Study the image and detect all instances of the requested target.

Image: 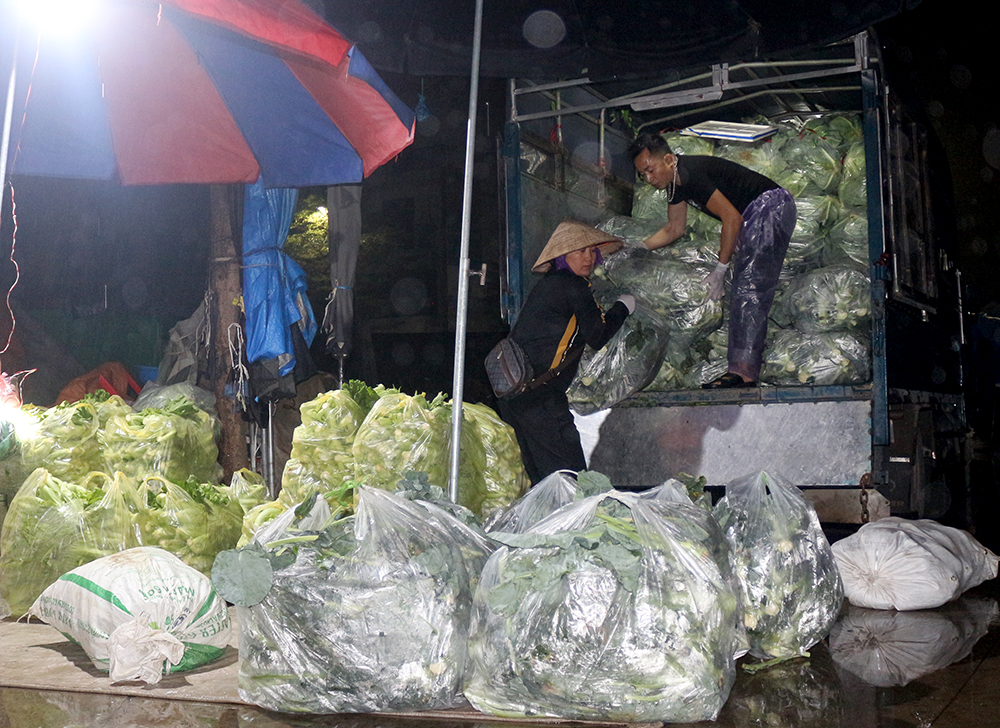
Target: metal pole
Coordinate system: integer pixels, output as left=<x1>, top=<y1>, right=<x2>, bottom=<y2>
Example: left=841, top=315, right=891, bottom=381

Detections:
left=1, top=28, right=19, bottom=201
left=447, top=0, right=484, bottom=503
left=265, top=400, right=275, bottom=498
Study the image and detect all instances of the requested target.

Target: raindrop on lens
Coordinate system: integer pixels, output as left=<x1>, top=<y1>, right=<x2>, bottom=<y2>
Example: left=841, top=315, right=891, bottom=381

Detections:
left=390, top=277, right=428, bottom=316
left=523, top=10, right=567, bottom=49
left=357, top=21, right=383, bottom=44
left=982, top=128, right=1000, bottom=170
left=950, top=65, right=972, bottom=90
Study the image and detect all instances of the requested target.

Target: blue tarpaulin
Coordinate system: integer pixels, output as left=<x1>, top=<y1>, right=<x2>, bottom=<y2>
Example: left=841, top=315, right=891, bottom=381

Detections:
left=242, top=178, right=316, bottom=377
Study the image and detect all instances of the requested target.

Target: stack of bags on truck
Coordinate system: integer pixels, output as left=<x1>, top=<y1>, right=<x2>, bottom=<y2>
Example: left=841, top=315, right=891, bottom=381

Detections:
left=568, top=113, right=873, bottom=411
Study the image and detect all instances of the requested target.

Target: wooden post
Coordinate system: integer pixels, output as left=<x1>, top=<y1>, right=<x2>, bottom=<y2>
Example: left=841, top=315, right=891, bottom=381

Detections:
left=204, top=184, right=248, bottom=480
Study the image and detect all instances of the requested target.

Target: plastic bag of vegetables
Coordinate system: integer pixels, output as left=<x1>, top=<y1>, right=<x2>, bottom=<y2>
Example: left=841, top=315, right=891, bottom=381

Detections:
left=659, top=236, right=720, bottom=267
left=602, top=247, right=723, bottom=335
left=280, top=388, right=366, bottom=508
left=465, top=489, right=742, bottom=722
left=716, top=139, right=787, bottom=179
left=713, top=471, right=844, bottom=660
left=823, top=212, right=869, bottom=268
left=687, top=205, right=724, bottom=240
left=100, top=395, right=223, bottom=485
left=136, top=476, right=243, bottom=575
left=20, top=393, right=133, bottom=482
left=781, top=264, right=871, bottom=333
left=463, top=403, right=530, bottom=519
left=430, top=401, right=489, bottom=517
left=596, top=214, right=663, bottom=248
left=29, top=546, right=231, bottom=684
left=217, top=486, right=492, bottom=714
left=352, top=390, right=450, bottom=490
left=662, top=131, right=716, bottom=157
left=838, top=142, right=867, bottom=209
left=801, top=113, right=863, bottom=154
left=568, top=305, right=670, bottom=415
left=631, top=182, right=673, bottom=221
left=762, top=329, right=871, bottom=386
left=0, top=469, right=143, bottom=616
left=785, top=195, right=842, bottom=265
left=484, top=469, right=578, bottom=534
left=779, top=134, right=843, bottom=194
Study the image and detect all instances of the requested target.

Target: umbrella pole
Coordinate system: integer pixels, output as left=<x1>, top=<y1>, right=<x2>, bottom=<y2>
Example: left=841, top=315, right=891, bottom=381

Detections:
left=447, top=0, right=485, bottom=503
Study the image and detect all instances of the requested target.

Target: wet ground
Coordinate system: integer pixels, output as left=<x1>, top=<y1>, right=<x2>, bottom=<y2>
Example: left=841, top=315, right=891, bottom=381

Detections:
left=2, top=574, right=999, bottom=728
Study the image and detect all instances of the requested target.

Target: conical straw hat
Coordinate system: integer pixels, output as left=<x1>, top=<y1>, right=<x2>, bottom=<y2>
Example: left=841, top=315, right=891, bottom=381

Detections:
left=531, top=221, right=623, bottom=273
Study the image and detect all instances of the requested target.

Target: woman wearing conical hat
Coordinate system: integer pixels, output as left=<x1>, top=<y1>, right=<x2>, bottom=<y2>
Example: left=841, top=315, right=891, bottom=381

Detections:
left=497, top=220, right=635, bottom=485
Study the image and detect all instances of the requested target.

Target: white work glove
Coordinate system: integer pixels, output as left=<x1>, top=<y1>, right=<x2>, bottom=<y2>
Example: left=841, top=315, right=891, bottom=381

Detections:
left=616, top=293, right=636, bottom=314
left=703, top=261, right=728, bottom=301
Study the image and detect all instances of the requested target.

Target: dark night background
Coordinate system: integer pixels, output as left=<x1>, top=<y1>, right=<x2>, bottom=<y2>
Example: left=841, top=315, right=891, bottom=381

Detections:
left=0, top=0, right=997, bottom=413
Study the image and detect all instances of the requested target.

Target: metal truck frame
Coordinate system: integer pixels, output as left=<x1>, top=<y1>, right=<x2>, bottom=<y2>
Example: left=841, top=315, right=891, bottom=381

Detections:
left=499, top=32, right=968, bottom=525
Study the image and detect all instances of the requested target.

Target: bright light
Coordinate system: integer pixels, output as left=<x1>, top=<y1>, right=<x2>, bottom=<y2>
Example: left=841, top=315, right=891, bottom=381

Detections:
left=0, top=403, right=40, bottom=445
left=17, top=0, right=101, bottom=37
left=317, top=207, right=328, bottom=215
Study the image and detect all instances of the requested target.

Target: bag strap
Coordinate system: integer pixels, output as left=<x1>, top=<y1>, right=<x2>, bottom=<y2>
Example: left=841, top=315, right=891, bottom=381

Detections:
left=523, top=341, right=584, bottom=392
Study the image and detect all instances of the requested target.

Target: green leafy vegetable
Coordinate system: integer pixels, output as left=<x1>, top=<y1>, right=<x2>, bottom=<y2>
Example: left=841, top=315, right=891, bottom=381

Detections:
left=211, top=546, right=274, bottom=607
left=466, top=490, right=742, bottom=722
left=100, top=395, right=222, bottom=485
left=280, top=387, right=366, bottom=509
left=234, top=486, right=492, bottom=713
left=713, top=471, right=844, bottom=660
left=0, top=469, right=143, bottom=616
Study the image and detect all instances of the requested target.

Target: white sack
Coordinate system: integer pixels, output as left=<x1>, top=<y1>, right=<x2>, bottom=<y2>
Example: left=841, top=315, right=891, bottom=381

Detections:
left=29, top=546, right=231, bottom=683
left=832, top=517, right=999, bottom=611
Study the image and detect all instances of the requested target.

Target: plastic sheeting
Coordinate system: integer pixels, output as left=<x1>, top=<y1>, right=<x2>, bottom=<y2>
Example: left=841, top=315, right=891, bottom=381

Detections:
left=728, top=188, right=797, bottom=380
left=242, top=179, right=316, bottom=378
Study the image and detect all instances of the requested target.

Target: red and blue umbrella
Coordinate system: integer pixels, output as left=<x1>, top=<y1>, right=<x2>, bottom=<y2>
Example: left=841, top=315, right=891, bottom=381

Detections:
left=2, top=0, right=415, bottom=188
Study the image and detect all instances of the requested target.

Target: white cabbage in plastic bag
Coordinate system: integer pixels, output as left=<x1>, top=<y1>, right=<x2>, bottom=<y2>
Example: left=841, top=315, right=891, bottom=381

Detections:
left=714, top=471, right=844, bottom=659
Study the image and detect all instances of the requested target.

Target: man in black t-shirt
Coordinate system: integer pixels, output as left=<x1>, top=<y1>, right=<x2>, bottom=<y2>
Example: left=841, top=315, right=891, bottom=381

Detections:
left=627, top=132, right=797, bottom=388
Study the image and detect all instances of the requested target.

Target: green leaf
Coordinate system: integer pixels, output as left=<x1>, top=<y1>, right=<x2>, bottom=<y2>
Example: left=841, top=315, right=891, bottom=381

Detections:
left=211, top=547, right=274, bottom=607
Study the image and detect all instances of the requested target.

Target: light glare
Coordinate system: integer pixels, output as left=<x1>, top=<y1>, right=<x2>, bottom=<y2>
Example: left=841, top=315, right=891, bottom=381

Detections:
left=17, top=0, right=100, bottom=37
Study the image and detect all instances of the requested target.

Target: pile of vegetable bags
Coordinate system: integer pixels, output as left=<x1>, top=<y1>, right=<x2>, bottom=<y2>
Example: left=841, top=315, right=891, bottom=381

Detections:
left=214, top=485, right=492, bottom=714
left=250, top=382, right=528, bottom=544
left=588, top=113, right=872, bottom=393
left=466, top=478, right=743, bottom=723
left=0, top=387, right=265, bottom=617
left=713, top=471, right=844, bottom=660
left=0, top=466, right=262, bottom=617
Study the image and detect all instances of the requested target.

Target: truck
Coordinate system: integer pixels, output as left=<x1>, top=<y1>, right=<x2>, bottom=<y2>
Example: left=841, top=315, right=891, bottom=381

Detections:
left=498, top=31, right=969, bottom=527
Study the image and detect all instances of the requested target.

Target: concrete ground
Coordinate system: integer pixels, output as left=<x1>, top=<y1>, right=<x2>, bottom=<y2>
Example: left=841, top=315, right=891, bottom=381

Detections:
left=2, top=574, right=999, bottom=728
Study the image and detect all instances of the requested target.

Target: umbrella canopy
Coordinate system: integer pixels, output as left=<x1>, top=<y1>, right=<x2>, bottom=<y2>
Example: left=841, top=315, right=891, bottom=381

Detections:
left=2, top=0, right=415, bottom=188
